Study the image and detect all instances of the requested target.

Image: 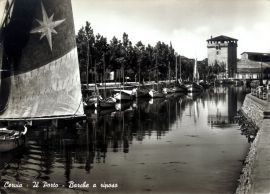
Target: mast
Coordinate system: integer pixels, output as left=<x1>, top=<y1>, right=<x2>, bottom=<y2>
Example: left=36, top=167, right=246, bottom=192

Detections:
left=180, top=55, right=181, bottom=82
left=139, top=58, right=141, bottom=90
left=103, top=53, right=106, bottom=98
left=86, top=42, right=89, bottom=98
left=169, top=61, right=171, bottom=85
left=156, top=55, right=158, bottom=91
left=193, top=58, right=197, bottom=82
left=175, top=54, right=177, bottom=84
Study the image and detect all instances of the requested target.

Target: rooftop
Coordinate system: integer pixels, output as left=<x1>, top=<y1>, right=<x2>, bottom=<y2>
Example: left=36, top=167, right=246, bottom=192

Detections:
left=206, top=35, right=238, bottom=42
left=237, top=59, right=270, bottom=68
left=241, top=52, right=270, bottom=56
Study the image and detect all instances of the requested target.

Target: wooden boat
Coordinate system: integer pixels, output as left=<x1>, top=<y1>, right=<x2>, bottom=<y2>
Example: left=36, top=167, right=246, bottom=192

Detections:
left=162, top=87, right=175, bottom=94
left=113, top=89, right=134, bottom=101
left=163, top=59, right=175, bottom=94
left=149, top=56, right=166, bottom=98
left=149, top=89, right=166, bottom=98
left=227, top=79, right=244, bottom=85
left=186, top=58, right=204, bottom=92
left=84, top=92, right=101, bottom=108
left=199, top=81, right=212, bottom=89
left=172, top=83, right=188, bottom=92
left=95, top=97, right=116, bottom=109
left=134, top=88, right=150, bottom=98
left=115, top=102, right=132, bottom=111
left=174, top=54, right=188, bottom=93
left=0, top=125, right=27, bottom=152
left=186, top=82, right=204, bottom=92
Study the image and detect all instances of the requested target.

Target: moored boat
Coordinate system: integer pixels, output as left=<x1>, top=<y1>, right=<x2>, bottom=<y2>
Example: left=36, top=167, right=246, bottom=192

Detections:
left=199, top=81, right=212, bottom=89
left=162, top=87, right=175, bottom=94
left=115, top=102, right=132, bottom=111
left=227, top=79, right=244, bottom=85
left=186, top=82, right=204, bottom=92
left=113, top=90, right=135, bottom=101
left=95, top=97, right=116, bottom=109
left=84, top=92, right=101, bottom=108
left=172, top=83, right=188, bottom=92
left=0, top=124, right=27, bottom=153
left=134, top=88, right=150, bottom=98
left=149, top=89, right=166, bottom=98
left=186, top=58, right=204, bottom=93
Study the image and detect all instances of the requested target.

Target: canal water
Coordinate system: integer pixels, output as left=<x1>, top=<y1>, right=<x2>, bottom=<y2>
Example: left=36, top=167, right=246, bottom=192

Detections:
left=0, top=85, right=251, bottom=194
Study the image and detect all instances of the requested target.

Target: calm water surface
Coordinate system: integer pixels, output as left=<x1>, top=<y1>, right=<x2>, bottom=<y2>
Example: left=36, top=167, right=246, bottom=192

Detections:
left=0, top=85, right=251, bottom=194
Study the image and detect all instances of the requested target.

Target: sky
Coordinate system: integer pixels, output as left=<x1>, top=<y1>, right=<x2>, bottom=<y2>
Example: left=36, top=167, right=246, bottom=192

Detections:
left=1, top=0, right=270, bottom=60
left=71, top=0, right=270, bottom=60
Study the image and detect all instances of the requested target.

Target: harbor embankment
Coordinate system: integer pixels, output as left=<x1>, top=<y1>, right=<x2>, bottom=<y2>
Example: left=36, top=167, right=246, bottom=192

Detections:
left=236, top=94, right=270, bottom=194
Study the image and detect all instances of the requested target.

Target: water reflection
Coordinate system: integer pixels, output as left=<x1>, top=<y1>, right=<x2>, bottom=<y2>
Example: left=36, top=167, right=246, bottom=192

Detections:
left=0, top=85, right=251, bottom=193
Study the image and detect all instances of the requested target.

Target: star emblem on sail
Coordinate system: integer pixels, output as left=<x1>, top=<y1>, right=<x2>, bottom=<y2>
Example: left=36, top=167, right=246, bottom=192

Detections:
left=30, top=2, right=66, bottom=51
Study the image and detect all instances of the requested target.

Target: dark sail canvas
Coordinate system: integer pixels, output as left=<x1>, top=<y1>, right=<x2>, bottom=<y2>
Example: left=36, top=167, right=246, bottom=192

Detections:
left=0, top=0, right=84, bottom=120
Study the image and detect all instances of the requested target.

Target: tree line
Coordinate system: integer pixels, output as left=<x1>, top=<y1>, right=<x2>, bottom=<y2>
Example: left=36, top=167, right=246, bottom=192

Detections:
left=76, top=21, right=225, bottom=83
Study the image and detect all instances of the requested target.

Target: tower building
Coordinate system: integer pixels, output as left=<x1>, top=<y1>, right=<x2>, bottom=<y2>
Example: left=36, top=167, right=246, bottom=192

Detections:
left=207, top=35, right=238, bottom=78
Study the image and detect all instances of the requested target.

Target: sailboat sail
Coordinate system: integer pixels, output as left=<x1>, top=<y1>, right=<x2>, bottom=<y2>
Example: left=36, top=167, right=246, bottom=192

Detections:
left=193, top=58, right=199, bottom=82
left=0, top=0, right=84, bottom=120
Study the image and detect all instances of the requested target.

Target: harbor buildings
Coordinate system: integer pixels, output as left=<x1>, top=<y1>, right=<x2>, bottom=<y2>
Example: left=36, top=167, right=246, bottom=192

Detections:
left=236, top=52, right=270, bottom=80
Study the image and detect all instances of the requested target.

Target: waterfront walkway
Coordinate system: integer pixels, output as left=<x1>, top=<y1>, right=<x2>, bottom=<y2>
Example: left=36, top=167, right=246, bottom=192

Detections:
left=236, top=92, right=270, bottom=193
left=250, top=119, right=270, bottom=193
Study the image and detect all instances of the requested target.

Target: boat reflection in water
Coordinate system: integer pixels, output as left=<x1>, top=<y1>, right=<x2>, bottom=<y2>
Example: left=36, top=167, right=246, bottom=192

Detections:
left=0, top=86, right=252, bottom=194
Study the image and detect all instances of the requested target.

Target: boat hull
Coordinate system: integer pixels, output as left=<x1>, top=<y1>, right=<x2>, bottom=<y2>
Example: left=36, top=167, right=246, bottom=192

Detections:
left=149, top=90, right=166, bottom=98
left=135, top=89, right=150, bottom=98
left=113, top=90, right=134, bottom=101
left=115, top=102, right=131, bottom=111
left=0, top=136, right=26, bottom=152
left=172, top=85, right=187, bottom=92
left=162, top=88, right=175, bottom=94
left=95, top=98, right=116, bottom=109
left=114, top=91, right=134, bottom=101
left=186, top=83, right=204, bottom=92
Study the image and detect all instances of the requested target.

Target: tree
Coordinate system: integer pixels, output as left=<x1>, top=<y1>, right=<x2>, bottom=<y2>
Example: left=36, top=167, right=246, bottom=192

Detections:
left=94, top=34, right=110, bottom=82
left=76, top=27, right=87, bottom=82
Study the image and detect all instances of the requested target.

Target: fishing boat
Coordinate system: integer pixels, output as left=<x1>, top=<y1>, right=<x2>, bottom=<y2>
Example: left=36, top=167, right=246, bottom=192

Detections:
left=173, top=80, right=188, bottom=92
left=149, top=89, right=166, bottom=98
left=134, top=88, right=150, bottom=98
left=115, top=102, right=132, bottom=111
left=162, top=86, right=176, bottom=94
left=186, top=82, right=204, bottom=92
left=84, top=86, right=101, bottom=109
left=149, top=56, right=166, bottom=98
left=173, top=54, right=187, bottom=92
left=112, top=89, right=135, bottom=101
left=226, top=79, right=244, bottom=85
left=95, top=97, right=116, bottom=109
left=0, top=124, right=27, bottom=152
left=199, top=81, right=212, bottom=89
left=162, top=58, right=175, bottom=94
left=134, top=58, right=151, bottom=98
left=84, top=93, right=99, bottom=108
left=186, top=58, right=203, bottom=92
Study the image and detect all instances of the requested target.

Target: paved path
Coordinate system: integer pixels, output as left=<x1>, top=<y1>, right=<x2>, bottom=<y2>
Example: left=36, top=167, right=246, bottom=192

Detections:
left=251, top=119, right=270, bottom=193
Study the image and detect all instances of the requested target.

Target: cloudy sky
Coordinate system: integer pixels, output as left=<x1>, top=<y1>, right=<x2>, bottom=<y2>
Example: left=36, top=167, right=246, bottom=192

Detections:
left=71, top=0, right=270, bottom=60
left=1, top=0, right=270, bottom=60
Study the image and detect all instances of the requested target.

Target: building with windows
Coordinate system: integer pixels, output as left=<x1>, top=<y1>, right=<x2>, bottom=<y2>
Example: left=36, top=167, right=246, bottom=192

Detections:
left=207, top=35, right=238, bottom=78
left=236, top=52, right=270, bottom=80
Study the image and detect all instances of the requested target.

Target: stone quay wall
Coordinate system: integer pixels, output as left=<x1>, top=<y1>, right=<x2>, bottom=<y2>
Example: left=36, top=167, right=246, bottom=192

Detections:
left=241, top=94, right=267, bottom=128
left=236, top=94, right=270, bottom=194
